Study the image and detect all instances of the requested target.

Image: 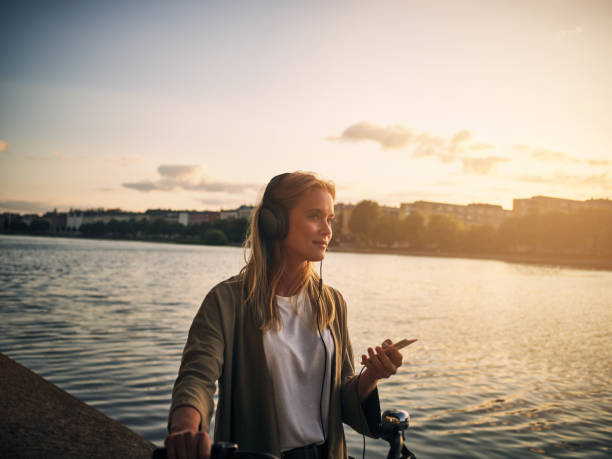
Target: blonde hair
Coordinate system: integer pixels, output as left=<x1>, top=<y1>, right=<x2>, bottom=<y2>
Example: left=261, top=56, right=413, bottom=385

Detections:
left=240, top=171, right=336, bottom=332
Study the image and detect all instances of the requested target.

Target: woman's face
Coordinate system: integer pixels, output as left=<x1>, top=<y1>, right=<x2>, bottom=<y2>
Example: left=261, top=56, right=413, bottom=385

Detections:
left=282, top=187, right=334, bottom=265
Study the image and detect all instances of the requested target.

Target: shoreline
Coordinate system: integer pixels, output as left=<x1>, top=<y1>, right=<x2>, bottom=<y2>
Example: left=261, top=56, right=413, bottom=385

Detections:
left=328, top=244, right=612, bottom=271
left=3, top=232, right=611, bottom=272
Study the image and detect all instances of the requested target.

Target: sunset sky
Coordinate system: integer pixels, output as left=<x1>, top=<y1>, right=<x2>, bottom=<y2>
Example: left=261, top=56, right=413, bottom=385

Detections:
left=1, top=0, right=611, bottom=214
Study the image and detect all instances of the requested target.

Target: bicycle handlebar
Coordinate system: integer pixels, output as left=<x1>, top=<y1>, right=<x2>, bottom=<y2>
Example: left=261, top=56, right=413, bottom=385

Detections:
left=154, top=409, right=416, bottom=459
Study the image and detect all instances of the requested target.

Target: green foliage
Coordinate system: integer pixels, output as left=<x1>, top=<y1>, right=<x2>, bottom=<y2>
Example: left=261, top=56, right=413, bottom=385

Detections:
left=426, top=214, right=462, bottom=251
left=9, top=219, right=29, bottom=232
left=374, top=214, right=400, bottom=247
left=79, top=221, right=106, bottom=237
left=349, top=200, right=381, bottom=243
left=330, top=213, right=345, bottom=244
left=398, top=211, right=426, bottom=249
left=460, top=224, right=496, bottom=252
left=29, top=218, right=50, bottom=232
left=340, top=204, right=612, bottom=257
left=73, top=216, right=248, bottom=246
left=213, top=218, right=248, bottom=243
left=494, top=208, right=612, bottom=256
left=203, top=228, right=228, bottom=245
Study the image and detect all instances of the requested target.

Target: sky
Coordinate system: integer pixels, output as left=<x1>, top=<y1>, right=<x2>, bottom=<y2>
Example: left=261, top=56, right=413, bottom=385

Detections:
left=1, top=0, right=611, bottom=214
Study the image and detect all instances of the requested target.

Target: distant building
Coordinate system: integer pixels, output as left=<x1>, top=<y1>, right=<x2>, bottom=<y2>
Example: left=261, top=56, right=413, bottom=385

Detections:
left=400, top=200, right=510, bottom=228
left=43, top=211, right=67, bottom=233
left=381, top=205, right=400, bottom=217
left=67, top=209, right=147, bottom=230
left=513, top=196, right=585, bottom=216
left=178, top=211, right=220, bottom=226
left=144, top=209, right=180, bottom=224
left=0, top=213, right=21, bottom=231
left=334, top=203, right=355, bottom=236
left=586, top=198, right=612, bottom=210
left=21, top=214, right=40, bottom=227
left=512, top=196, right=612, bottom=217
left=219, top=205, right=254, bottom=220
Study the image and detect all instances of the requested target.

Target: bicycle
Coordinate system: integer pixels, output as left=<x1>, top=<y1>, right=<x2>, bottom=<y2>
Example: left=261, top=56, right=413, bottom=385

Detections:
left=153, top=408, right=416, bottom=459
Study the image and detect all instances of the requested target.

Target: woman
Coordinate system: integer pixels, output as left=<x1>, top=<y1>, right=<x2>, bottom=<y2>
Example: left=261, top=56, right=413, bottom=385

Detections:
left=165, top=172, right=404, bottom=459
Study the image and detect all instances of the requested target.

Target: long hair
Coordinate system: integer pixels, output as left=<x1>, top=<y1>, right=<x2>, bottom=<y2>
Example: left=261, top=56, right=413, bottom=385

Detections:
left=240, top=171, right=336, bottom=332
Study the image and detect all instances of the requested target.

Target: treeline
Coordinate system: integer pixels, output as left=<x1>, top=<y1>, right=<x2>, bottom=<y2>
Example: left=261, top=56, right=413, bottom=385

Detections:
left=3, top=217, right=52, bottom=234
left=334, top=200, right=612, bottom=257
left=77, top=218, right=249, bottom=245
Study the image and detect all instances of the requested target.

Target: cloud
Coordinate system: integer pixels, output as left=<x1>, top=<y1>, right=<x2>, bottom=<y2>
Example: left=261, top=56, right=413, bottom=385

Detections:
left=462, top=156, right=511, bottom=174
left=530, top=149, right=568, bottom=162
left=519, top=171, right=612, bottom=189
left=329, top=122, right=486, bottom=164
left=158, top=165, right=202, bottom=180
left=412, top=132, right=448, bottom=161
left=470, top=143, right=495, bottom=152
left=514, top=144, right=530, bottom=152
left=123, top=180, right=159, bottom=192
left=529, top=148, right=610, bottom=166
left=330, top=122, right=608, bottom=178
left=0, top=140, right=8, bottom=153
left=328, top=121, right=415, bottom=149
left=588, top=159, right=611, bottom=166
left=0, top=200, right=52, bottom=213
left=123, top=165, right=259, bottom=194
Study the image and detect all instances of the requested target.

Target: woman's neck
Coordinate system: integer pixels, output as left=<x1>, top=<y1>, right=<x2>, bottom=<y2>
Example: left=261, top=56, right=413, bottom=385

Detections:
left=276, top=260, right=307, bottom=297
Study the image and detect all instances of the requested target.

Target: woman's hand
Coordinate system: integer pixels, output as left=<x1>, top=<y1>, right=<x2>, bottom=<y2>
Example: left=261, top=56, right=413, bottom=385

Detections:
left=358, top=339, right=404, bottom=400
left=165, top=406, right=211, bottom=459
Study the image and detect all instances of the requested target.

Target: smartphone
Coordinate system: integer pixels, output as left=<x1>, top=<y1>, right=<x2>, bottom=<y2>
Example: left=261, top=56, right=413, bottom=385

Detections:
left=389, top=338, right=417, bottom=351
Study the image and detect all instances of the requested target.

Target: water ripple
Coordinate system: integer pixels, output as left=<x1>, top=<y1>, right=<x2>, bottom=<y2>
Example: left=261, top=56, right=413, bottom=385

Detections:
left=2, top=235, right=611, bottom=458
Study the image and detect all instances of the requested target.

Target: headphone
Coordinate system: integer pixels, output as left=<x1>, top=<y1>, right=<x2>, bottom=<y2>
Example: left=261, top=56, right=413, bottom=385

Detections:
left=259, top=173, right=290, bottom=241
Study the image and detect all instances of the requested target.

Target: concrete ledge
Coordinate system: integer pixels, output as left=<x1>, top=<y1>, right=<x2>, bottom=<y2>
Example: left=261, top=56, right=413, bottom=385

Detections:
left=0, top=352, right=156, bottom=459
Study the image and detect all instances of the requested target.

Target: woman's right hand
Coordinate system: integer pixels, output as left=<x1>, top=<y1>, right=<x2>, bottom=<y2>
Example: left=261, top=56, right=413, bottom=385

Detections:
left=165, top=406, right=211, bottom=459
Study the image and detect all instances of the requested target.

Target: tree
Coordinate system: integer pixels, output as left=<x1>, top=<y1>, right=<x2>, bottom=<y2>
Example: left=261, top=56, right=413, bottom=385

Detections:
left=214, top=218, right=248, bottom=244
left=9, top=219, right=28, bottom=232
left=203, top=228, right=228, bottom=245
left=426, top=214, right=462, bottom=251
left=330, top=213, right=345, bottom=244
left=349, top=200, right=381, bottom=244
left=496, top=216, right=521, bottom=252
left=29, top=218, right=50, bottom=233
left=460, top=224, right=496, bottom=253
left=374, top=213, right=400, bottom=247
left=398, top=211, right=426, bottom=249
left=80, top=221, right=106, bottom=237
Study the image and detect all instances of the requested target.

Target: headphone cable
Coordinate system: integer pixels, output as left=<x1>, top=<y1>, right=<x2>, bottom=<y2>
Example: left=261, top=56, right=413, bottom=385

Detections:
left=356, top=365, right=367, bottom=459
left=317, top=259, right=327, bottom=441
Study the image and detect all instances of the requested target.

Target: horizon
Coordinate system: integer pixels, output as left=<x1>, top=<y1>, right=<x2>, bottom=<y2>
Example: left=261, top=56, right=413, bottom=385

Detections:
left=1, top=1, right=611, bottom=214
left=6, top=192, right=612, bottom=217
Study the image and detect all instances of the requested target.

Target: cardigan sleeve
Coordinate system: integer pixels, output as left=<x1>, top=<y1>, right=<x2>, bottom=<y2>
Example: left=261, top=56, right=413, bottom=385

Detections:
left=168, top=286, right=226, bottom=433
left=335, top=290, right=381, bottom=437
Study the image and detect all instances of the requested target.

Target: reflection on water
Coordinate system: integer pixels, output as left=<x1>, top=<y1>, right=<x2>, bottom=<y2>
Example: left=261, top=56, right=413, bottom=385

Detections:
left=1, top=235, right=611, bottom=458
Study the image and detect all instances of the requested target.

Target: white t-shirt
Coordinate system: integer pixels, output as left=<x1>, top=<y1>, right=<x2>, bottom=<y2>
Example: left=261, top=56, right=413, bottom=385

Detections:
left=262, top=290, right=335, bottom=452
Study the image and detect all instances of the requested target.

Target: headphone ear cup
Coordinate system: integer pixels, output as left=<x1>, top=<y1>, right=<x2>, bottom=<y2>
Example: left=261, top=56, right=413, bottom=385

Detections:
left=259, top=206, right=287, bottom=240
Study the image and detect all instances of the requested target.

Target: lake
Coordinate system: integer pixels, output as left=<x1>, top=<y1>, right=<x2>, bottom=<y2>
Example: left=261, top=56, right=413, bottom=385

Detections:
left=1, top=235, right=610, bottom=458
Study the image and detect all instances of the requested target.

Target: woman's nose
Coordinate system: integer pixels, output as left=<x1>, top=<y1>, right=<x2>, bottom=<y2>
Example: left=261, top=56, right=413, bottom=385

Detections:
left=321, top=220, right=332, bottom=236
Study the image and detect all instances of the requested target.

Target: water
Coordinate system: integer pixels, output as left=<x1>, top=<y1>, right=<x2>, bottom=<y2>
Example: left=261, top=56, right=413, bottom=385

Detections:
left=1, top=235, right=611, bottom=458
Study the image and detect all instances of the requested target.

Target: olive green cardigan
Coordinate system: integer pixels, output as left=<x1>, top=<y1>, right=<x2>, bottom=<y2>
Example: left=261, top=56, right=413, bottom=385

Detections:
left=169, top=276, right=380, bottom=458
